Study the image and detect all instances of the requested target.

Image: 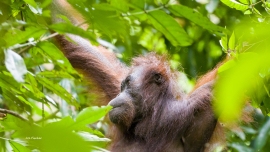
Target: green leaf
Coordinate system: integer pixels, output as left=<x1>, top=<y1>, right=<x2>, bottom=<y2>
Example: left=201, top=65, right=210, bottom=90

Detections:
left=147, top=10, right=193, bottom=46
left=266, top=2, right=270, bottom=8
left=219, top=34, right=228, bottom=51
left=36, top=76, right=79, bottom=108
left=162, top=0, right=170, bottom=4
left=168, top=5, right=226, bottom=33
left=12, top=119, right=90, bottom=152
left=93, top=3, right=119, bottom=11
left=254, top=118, right=270, bottom=150
left=56, top=15, right=72, bottom=24
left=129, top=0, right=145, bottom=9
left=26, top=72, right=44, bottom=98
left=229, top=143, right=253, bottom=152
left=67, top=1, right=129, bottom=40
left=23, top=0, right=37, bottom=8
left=52, top=116, right=105, bottom=137
left=36, top=42, right=77, bottom=74
left=40, top=0, right=52, bottom=8
left=9, top=140, right=31, bottom=152
left=45, top=116, right=74, bottom=129
left=16, top=95, right=33, bottom=107
left=71, top=106, right=112, bottom=129
left=1, top=88, right=32, bottom=108
left=36, top=42, right=66, bottom=60
left=37, top=70, right=74, bottom=79
left=229, top=31, right=235, bottom=50
left=0, top=114, right=30, bottom=132
left=0, top=73, right=21, bottom=93
left=220, top=0, right=249, bottom=10
left=76, top=131, right=110, bottom=142
left=241, top=126, right=257, bottom=134
left=4, top=27, right=46, bottom=47
left=214, top=49, right=269, bottom=122
left=76, top=126, right=105, bottom=137
left=252, top=7, right=262, bottom=16
left=244, top=9, right=252, bottom=14
left=49, top=23, right=97, bottom=43
left=110, top=0, right=128, bottom=12
left=4, top=49, right=27, bottom=83
left=138, top=27, right=166, bottom=53
left=218, top=60, right=236, bottom=74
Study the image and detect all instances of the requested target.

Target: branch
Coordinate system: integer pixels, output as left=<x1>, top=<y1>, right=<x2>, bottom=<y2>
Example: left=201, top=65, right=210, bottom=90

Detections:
left=252, top=0, right=262, bottom=6
left=0, top=108, right=29, bottom=122
left=18, top=32, right=59, bottom=54
left=108, top=5, right=168, bottom=18
left=35, top=110, right=60, bottom=123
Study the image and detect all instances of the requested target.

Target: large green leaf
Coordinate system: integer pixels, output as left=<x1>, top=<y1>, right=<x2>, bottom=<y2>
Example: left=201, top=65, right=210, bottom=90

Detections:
left=168, top=5, right=225, bottom=33
left=12, top=120, right=90, bottom=152
left=148, top=10, right=193, bottom=46
left=220, top=0, right=249, bottom=10
left=218, top=60, right=236, bottom=74
left=215, top=50, right=270, bottom=121
left=36, top=76, right=79, bottom=108
left=70, top=106, right=112, bottom=129
left=51, top=116, right=105, bottom=137
left=10, top=140, right=31, bottom=152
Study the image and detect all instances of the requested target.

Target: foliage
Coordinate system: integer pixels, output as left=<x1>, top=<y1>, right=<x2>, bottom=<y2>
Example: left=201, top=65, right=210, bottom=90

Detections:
left=0, top=0, right=270, bottom=151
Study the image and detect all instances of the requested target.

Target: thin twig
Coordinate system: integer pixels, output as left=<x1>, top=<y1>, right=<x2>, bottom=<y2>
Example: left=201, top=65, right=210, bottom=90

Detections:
left=36, top=64, right=45, bottom=127
left=0, top=108, right=29, bottom=122
left=17, top=17, right=92, bottom=54
left=109, top=5, right=167, bottom=18
left=35, top=110, right=60, bottom=123
left=40, top=32, right=59, bottom=41
left=75, top=20, right=88, bottom=27
left=18, top=32, right=59, bottom=54
left=252, top=0, right=262, bottom=6
left=42, top=99, right=44, bottom=127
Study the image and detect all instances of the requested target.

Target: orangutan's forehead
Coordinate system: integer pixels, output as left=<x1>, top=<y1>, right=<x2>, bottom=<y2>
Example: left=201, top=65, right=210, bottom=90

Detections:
left=129, top=66, right=145, bottom=79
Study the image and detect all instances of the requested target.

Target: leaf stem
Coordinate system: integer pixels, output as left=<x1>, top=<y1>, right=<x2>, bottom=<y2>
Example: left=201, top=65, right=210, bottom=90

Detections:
left=35, top=110, right=60, bottom=123
left=109, top=5, right=168, bottom=18
left=17, top=32, right=59, bottom=54
left=252, top=0, right=262, bottom=6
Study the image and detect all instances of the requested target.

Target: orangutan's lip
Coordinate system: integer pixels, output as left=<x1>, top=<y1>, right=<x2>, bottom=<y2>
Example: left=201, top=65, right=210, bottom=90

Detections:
left=110, top=105, right=121, bottom=110
left=109, top=102, right=122, bottom=109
